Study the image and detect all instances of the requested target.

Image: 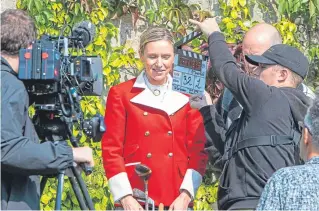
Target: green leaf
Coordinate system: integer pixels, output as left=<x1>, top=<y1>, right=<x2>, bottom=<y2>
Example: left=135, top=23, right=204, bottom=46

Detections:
left=75, top=3, right=80, bottom=15
left=239, top=0, right=246, bottom=7
left=27, top=0, right=34, bottom=11
left=191, top=38, right=201, bottom=48
left=41, top=194, right=52, bottom=204
left=288, top=22, right=297, bottom=32
left=147, top=10, right=155, bottom=24
left=49, top=187, right=57, bottom=194
left=62, top=192, right=67, bottom=200
left=110, top=58, right=124, bottom=67
left=135, top=60, right=144, bottom=71
left=97, top=11, right=105, bottom=21
left=230, top=0, right=239, bottom=8
left=226, top=21, right=237, bottom=29
left=34, top=0, right=42, bottom=12
left=44, top=205, right=51, bottom=211
left=226, top=37, right=237, bottom=43
left=243, top=7, right=249, bottom=19
left=101, top=8, right=109, bottom=17
left=278, top=0, right=287, bottom=14
left=222, top=17, right=232, bottom=24
left=220, top=1, right=227, bottom=10
left=16, top=0, right=22, bottom=9
left=310, top=0, right=316, bottom=18
left=95, top=203, right=101, bottom=210
left=230, top=10, right=238, bottom=19
left=43, top=10, right=53, bottom=22
left=291, top=0, right=301, bottom=13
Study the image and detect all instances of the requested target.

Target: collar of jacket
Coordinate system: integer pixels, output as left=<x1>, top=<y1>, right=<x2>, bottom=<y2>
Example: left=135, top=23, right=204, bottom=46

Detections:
left=130, top=71, right=189, bottom=115
left=1, top=56, right=18, bottom=76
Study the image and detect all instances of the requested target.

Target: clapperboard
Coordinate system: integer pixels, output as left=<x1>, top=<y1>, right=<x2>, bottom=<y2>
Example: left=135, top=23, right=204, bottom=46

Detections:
left=172, top=31, right=209, bottom=95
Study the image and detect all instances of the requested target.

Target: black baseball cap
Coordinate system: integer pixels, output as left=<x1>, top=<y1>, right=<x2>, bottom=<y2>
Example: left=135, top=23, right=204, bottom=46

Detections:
left=245, top=44, right=309, bottom=79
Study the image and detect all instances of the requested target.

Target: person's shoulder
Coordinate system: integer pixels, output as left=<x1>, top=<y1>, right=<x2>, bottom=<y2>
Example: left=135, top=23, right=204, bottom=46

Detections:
left=269, top=165, right=309, bottom=184
left=1, top=71, right=26, bottom=92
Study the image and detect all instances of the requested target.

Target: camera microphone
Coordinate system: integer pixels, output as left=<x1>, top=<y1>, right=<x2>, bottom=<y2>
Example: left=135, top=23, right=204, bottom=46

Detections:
left=71, top=21, right=96, bottom=48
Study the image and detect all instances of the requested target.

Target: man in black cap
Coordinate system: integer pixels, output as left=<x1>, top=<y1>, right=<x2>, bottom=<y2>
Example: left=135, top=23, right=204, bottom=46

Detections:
left=190, top=18, right=312, bottom=210
left=245, top=44, right=309, bottom=86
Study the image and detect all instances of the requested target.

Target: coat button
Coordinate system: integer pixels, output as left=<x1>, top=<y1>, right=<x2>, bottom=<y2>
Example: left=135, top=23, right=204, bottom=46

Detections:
left=167, top=131, right=173, bottom=136
left=168, top=152, right=173, bottom=157
left=145, top=131, right=150, bottom=136
left=147, top=153, right=152, bottom=158
left=143, top=112, right=148, bottom=116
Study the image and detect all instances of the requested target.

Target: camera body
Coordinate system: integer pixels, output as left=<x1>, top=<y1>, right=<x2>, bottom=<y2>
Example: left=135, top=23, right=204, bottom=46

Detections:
left=18, top=36, right=103, bottom=96
left=18, top=21, right=105, bottom=143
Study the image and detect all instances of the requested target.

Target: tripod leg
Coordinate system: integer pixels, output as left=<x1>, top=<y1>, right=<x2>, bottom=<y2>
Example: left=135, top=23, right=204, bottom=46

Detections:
left=71, top=166, right=95, bottom=210
left=40, top=176, right=48, bottom=196
left=55, top=172, right=65, bottom=211
left=69, top=176, right=88, bottom=210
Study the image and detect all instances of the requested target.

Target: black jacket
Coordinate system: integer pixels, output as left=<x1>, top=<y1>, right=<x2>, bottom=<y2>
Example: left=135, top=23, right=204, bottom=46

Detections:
left=205, top=33, right=311, bottom=210
left=1, top=57, right=74, bottom=210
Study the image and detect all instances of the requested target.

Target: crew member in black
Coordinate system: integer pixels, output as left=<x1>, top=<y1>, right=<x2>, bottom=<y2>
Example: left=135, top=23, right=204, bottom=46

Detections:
left=190, top=18, right=312, bottom=210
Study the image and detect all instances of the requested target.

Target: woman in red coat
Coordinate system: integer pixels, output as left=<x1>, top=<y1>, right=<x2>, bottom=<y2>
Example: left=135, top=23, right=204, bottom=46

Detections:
left=102, top=27, right=208, bottom=210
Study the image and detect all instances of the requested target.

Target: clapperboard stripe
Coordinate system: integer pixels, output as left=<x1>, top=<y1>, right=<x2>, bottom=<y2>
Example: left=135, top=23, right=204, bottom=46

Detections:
left=176, top=49, right=209, bottom=61
left=174, top=17, right=222, bottom=49
left=174, top=31, right=203, bottom=48
left=183, top=50, right=187, bottom=56
left=174, top=31, right=209, bottom=61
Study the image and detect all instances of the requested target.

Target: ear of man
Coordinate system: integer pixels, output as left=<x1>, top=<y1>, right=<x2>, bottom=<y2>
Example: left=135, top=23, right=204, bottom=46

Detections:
left=275, top=65, right=302, bottom=88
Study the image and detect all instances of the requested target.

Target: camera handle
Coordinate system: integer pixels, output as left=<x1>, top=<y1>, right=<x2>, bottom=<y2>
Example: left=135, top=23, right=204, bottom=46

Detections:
left=69, top=136, right=93, bottom=175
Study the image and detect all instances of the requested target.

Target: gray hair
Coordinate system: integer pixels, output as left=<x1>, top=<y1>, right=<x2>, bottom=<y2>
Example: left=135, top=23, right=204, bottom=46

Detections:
left=139, top=27, right=173, bottom=54
left=309, top=88, right=319, bottom=150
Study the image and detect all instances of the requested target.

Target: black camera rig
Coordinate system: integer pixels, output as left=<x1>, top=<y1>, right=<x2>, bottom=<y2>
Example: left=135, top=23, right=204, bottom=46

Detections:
left=18, top=20, right=106, bottom=210
left=18, top=21, right=105, bottom=145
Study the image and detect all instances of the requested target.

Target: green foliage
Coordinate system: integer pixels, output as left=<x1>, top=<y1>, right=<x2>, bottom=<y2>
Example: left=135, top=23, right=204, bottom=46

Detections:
left=218, top=0, right=256, bottom=43
left=277, top=0, right=319, bottom=26
left=273, top=19, right=300, bottom=47
left=275, top=0, right=319, bottom=88
left=194, top=183, right=218, bottom=210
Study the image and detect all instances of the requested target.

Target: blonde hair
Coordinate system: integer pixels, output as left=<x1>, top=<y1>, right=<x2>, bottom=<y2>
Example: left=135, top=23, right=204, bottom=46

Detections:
left=139, top=27, right=174, bottom=54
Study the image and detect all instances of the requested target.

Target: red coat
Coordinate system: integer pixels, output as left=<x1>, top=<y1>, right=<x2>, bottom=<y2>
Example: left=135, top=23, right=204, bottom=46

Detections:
left=102, top=72, right=208, bottom=207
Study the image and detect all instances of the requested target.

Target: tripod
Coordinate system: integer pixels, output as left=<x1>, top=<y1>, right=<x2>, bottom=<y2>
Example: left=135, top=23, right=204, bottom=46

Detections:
left=39, top=139, right=95, bottom=210
left=40, top=165, right=95, bottom=210
left=32, top=91, right=105, bottom=210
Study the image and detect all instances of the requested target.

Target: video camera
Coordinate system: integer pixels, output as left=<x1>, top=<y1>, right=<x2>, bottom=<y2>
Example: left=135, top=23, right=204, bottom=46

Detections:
left=18, top=20, right=105, bottom=146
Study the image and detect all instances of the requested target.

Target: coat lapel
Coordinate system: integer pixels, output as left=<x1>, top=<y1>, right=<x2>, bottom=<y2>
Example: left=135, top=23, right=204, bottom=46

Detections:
left=130, top=72, right=189, bottom=115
